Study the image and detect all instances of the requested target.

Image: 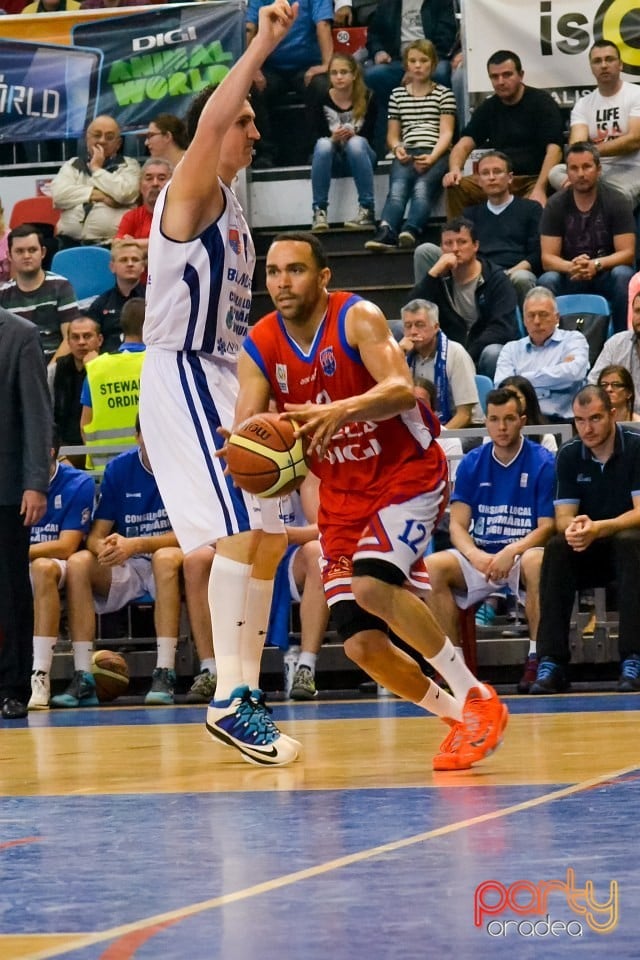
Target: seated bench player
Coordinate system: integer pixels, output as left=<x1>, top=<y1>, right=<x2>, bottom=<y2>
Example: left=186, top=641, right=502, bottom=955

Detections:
left=50, top=419, right=184, bottom=708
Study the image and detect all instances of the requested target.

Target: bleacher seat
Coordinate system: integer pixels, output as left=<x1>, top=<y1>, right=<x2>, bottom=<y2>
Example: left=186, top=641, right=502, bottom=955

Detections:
left=51, top=246, right=113, bottom=302
left=474, top=374, right=494, bottom=413
left=332, top=26, right=368, bottom=58
left=9, top=195, right=60, bottom=231
left=556, top=293, right=612, bottom=367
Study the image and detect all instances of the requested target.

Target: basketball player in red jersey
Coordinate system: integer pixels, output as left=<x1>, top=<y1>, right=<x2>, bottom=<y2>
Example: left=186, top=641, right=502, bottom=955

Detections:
left=235, top=232, right=508, bottom=771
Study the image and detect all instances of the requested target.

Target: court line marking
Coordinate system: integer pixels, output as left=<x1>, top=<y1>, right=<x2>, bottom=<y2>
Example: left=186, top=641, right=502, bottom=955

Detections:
left=15, top=760, right=639, bottom=960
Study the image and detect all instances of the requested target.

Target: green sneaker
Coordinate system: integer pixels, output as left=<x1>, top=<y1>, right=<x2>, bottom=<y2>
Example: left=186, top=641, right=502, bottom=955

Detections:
left=50, top=670, right=99, bottom=708
left=144, top=667, right=176, bottom=705
left=290, top=665, right=317, bottom=700
left=186, top=669, right=217, bottom=703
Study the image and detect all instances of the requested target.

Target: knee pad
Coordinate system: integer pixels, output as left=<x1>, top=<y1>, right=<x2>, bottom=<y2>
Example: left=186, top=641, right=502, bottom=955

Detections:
left=331, top=599, right=387, bottom=644
left=353, top=557, right=406, bottom=587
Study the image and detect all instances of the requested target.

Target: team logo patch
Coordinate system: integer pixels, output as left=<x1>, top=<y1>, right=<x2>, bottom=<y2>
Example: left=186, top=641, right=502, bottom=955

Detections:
left=228, top=229, right=241, bottom=255
left=320, top=346, right=336, bottom=376
left=54, top=494, right=62, bottom=510
left=276, top=363, right=289, bottom=394
left=225, top=306, right=234, bottom=330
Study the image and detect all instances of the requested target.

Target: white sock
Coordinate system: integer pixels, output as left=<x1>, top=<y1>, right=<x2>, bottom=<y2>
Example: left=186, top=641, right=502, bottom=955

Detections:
left=417, top=681, right=463, bottom=722
left=200, top=658, right=217, bottom=676
left=209, top=555, right=251, bottom=702
left=428, top=638, right=490, bottom=702
left=33, top=636, right=56, bottom=674
left=156, top=637, right=177, bottom=670
left=73, top=641, right=93, bottom=673
left=528, top=640, right=537, bottom=656
left=240, top=578, right=275, bottom=691
left=297, top=652, right=317, bottom=673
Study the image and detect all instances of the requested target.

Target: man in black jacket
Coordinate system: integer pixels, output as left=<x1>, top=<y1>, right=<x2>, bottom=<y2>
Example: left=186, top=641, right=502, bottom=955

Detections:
left=409, top=216, right=519, bottom=377
left=0, top=308, right=52, bottom=719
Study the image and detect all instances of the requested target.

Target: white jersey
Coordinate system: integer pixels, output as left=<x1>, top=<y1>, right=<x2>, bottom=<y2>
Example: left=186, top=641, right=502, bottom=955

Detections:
left=144, top=179, right=255, bottom=360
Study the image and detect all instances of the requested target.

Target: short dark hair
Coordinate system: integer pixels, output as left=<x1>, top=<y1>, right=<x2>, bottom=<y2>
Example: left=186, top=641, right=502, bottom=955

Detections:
left=477, top=150, right=513, bottom=174
left=184, top=85, right=218, bottom=144
left=589, top=39, right=621, bottom=60
left=121, top=297, right=145, bottom=337
left=486, top=386, right=524, bottom=416
left=8, top=222, right=45, bottom=250
left=271, top=231, right=329, bottom=270
left=441, top=217, right=477, bottom=242
left=567, top=141, right=601, bottom=166
left=487, top=50, right=522, bottom=73
left=573, top=384, right=613, bottom=411
left=151, top=112, right=189, bottom=149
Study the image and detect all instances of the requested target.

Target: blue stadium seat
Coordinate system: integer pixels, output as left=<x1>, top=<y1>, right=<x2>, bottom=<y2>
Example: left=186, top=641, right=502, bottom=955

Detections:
left=555, top=293, right=613, bottom=366
left=474, top=374, right=494, bottom=413
left=51, top=246, right=113, bottom=302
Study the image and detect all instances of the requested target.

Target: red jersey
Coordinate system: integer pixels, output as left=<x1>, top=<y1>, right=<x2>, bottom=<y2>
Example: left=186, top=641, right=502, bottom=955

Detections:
left=245, top=292, right=448, bottom=531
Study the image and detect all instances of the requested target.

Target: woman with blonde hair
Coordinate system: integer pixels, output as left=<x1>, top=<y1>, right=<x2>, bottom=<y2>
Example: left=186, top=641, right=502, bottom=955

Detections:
left=144, top=114, right=188, bottom=168
left=309, top=53, right=378, bottom=232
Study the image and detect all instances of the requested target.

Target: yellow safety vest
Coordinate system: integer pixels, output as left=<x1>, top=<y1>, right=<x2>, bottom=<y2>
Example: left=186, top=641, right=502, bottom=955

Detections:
left=83, top=349, right=145, bottom=472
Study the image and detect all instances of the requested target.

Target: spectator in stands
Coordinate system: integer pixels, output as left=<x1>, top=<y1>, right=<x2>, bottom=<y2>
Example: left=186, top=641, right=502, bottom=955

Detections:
left=363, top=0, right=457, bottom=157
left=0, top=303, right=51, bottom=721
left=81, top=298, right=145, bottom=473
left=143, top=114, right=188, bottom=168
left=497, top=374, right=558, bottom=453
left=22, top=0, right=79, bottom=10
left=334, top=0, right=377, bottom=27
left=50, top=422, right=184, bottom=707
left=589, top=290, right=640, bottom=408
left=597, top=365, right=640, bottom=422
left=0, top=198, right=10, bottom=283
left=443, top=50, right=564, bottom=216
left=86, top=240, right=146, bottom=351
left=115, top=159, right=172, bottom=258
left=0, top=224, right=80, bottom=363
left=51, top=115, right=140, bottom=249
left=364, top=39, right=456, bottom=251
left=424, top=387, right=555, bottom=693
left=415, top=150, right=542, bottom=307
left=538, top=141, right=636, bottom=334
left=409, top=216, right=519, bottom=377
left=52, top=317, right=103, bottom=463
left=532, top=384, right=640, bottom=694
left=310, top=52, right=377, bottom=233
left=399, top=297, right=479, bottom=428
left=494, top=286, right=589, bottom=423
left=548, top=40, right=640, bottom=209
left=27, top=435, right=95, bottom=710
left=246, top=0, right=334, bottom=168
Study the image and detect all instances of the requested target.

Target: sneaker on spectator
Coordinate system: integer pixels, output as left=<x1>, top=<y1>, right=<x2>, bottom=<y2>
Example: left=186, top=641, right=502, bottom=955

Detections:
left=206, top=685, right=298, bottom=765
left=618, top=654, right=640, bottom=692
left=290, top=665, right=317, bottom=700
left=50, top=670, right=99, bottom=708
left=398, top=228, right=418, bottom=249
left=517, top=653, right=539, bottom=694
left=475, top=602, right=497, bottom=627
left=28, top=670, right=50, bottom=710
left=186, top=669, right=217, bottom=703
left=364, top=224, right=397, bottom=251
left=311, top=208, right=329, bottom=233
left=344, top=206, right=375, bottom=230
left=457, top=684, right=508, bottom=766
left=144, top=667, right=176, bottom=705
left=529, top=657, right=569, bottom=694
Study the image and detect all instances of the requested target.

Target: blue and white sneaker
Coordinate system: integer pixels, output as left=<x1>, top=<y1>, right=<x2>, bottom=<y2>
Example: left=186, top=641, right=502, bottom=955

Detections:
left=50, top=670, right=99, bottom=708
left=206, top=685, right=299, bottom=766
left=618, top=654, right=640, bottom=692
left=144, top=667, right=176, bottom=705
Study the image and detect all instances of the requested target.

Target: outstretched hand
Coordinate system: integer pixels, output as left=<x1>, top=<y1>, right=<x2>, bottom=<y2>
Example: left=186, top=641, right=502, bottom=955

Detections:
left=256, top=0, right=299, bottom=50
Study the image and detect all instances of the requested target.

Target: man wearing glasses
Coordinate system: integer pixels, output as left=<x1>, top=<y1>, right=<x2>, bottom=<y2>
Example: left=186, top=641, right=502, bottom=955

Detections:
left=51, top=116, right=141, bottom=249
left=588, top=291, right=640, bottom=416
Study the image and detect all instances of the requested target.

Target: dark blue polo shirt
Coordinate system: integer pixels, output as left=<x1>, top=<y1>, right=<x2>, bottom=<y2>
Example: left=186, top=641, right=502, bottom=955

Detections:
left=555, top=426, right=640, bottom=520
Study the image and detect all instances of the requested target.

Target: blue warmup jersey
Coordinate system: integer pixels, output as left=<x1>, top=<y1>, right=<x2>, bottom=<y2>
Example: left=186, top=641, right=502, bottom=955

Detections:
left=30, top=462, right=94, bottom=544
left=94, top=448, right=171, bottom=539
left=451, top=438, right=555, bottom=553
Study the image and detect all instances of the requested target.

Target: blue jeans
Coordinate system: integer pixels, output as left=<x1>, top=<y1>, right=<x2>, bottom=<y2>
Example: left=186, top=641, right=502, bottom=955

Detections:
left=311, top=136, right=377, bottom=211
left=537, top=267, right=635, bottom=333
left=380, top=152, right=448, bottom=235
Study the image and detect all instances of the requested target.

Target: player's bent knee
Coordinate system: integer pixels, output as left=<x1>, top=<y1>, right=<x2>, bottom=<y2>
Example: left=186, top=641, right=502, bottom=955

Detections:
left=332, top=599, right=386, bottom=645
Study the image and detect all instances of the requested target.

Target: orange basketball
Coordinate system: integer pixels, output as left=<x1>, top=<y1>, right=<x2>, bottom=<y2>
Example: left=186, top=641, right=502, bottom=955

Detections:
left=91, top=650, right=129, bottom=703
left=225, top=412, right=310, bottom=498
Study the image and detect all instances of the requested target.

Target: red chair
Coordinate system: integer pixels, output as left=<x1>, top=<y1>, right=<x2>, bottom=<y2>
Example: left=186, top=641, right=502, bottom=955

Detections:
left=9, top=195, right=60, bottom=231
left=332, top=26, right=368, bottom=57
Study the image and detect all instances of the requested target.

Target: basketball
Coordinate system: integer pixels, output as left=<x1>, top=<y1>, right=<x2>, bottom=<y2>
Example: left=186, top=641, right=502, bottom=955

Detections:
left=91, top=650, right=130, bottom=703
left=226, top=412, right=309, bottom=497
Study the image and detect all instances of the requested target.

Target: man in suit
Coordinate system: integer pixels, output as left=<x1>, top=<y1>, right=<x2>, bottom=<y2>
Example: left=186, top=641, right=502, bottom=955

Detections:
left=0, top=307, right=52, bottom=719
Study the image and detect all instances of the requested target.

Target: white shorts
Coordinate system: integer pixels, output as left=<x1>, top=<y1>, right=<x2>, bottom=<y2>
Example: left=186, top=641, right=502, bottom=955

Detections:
left=140, top=347, right=284, bottom=553
left=94, top=557, right=155, bottom=614
left=30, top=558, right=67, bottom=590
left=447, top=548, right=525, bottom=610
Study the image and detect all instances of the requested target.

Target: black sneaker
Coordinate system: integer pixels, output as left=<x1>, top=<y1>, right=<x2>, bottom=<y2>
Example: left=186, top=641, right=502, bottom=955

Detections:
left=618, top=654, right=640, bottom=692
left=530, top=658, right=569, bottom=695
left=364, top=224, right=397, bottom=251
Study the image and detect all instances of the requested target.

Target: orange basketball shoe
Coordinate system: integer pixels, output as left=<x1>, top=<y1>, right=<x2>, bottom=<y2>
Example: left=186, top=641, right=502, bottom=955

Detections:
left=432, top=720, right=471, bottom=771
left=432, top=685, right=508, bottom=771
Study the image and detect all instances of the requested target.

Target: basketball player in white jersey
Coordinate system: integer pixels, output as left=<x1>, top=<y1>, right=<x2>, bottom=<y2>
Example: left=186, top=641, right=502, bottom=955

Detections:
left=140, top=0, right=300, bottom=766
